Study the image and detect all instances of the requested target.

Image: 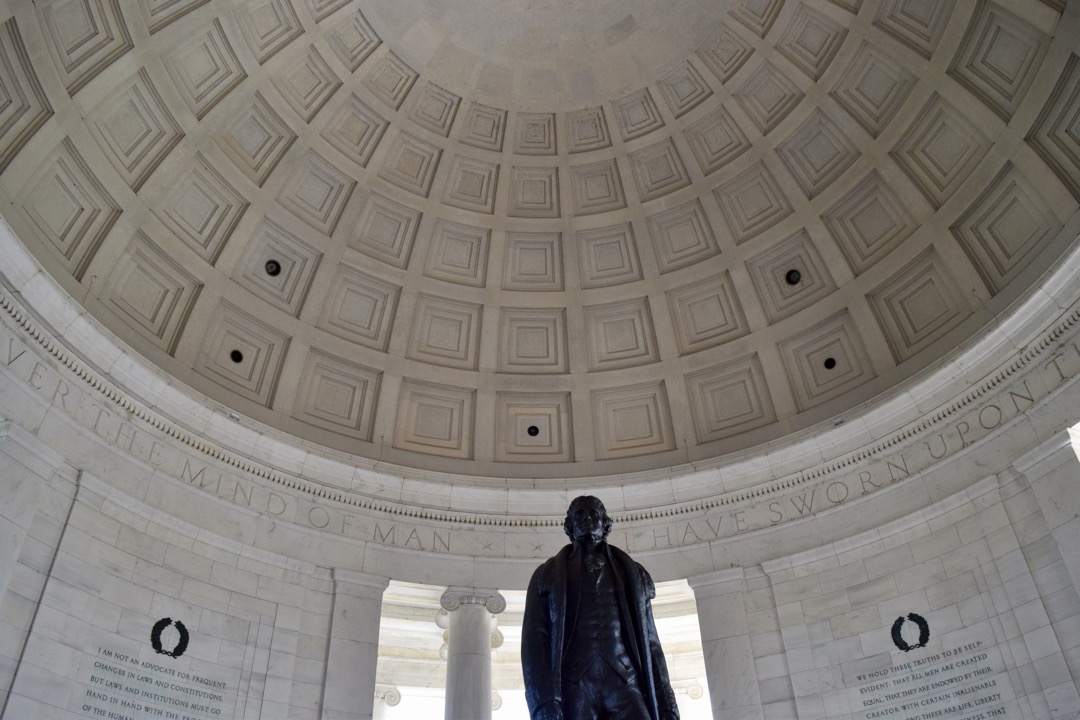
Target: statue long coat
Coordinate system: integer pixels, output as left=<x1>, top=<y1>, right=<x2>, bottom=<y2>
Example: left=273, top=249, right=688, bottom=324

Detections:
left=521, top=543, right=679, bottom=720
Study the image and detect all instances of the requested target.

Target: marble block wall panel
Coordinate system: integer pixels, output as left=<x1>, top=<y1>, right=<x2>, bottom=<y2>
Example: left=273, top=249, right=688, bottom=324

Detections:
left=745, top=565, right=795, bottom=719
left=689, top=569, right=767, bottom=719
left=3, top=474, right=333, bottom=720
left=1019, top=434, right=1080, bottom=689
left=0, top=427, right=71, bottom=712
left=324, top=571, right=389, bottom=720
left=755, top=475, right=1080, bottom=720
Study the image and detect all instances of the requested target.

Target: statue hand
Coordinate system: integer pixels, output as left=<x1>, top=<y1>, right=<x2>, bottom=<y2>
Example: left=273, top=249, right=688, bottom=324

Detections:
left=534, top=700, right=564, bottom=720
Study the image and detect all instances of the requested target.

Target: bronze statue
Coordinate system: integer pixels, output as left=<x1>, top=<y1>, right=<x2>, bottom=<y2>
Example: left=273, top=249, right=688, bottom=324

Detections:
left=522, top=496, right=680, bottom=720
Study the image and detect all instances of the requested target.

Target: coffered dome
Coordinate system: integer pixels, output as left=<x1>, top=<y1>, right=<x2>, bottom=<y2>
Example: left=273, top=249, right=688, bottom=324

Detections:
left=1, top=0, right=1078, bottom=481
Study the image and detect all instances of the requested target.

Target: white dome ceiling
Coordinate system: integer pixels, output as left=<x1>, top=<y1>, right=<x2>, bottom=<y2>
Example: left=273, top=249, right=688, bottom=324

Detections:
left=1, top=0, right=1078, bottom=481
left=357, top=0, right=727, bottom=109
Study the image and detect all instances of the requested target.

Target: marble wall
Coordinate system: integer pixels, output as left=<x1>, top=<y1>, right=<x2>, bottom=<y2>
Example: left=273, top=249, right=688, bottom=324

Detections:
left=0, top=464, right=336, bottom=720
left=0, top=422, right=70, bottom=714
left=688, top=443, right=1080, bottom=720
left=4, top=423, right=1080, bottom=719
left=2, top=403, right=1080, bottom=719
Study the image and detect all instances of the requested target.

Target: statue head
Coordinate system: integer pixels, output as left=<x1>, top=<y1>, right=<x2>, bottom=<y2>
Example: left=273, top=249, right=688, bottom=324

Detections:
left=563, top=495, right=613, bottom=545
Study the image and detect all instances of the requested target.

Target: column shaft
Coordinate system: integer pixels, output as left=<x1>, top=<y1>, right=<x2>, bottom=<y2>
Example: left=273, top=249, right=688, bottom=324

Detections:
left=441, top=587, right=504, bottom=720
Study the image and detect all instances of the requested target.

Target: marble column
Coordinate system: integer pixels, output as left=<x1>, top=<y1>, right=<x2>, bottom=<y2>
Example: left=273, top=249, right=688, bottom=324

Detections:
left=440, top=586, right=505, bottom=720
left=689, top=568, right=764, bottom=720
left=322, top=570, right=391, bottom=720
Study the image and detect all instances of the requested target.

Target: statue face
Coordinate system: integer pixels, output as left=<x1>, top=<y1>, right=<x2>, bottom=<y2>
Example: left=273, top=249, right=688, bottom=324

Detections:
left=566, top=496, right=607, bottom=545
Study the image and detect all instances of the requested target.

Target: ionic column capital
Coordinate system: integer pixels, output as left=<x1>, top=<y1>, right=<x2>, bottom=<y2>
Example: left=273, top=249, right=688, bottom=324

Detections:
left=375, top=685, right=401, bottom=707
left=440, top=586, right=505, bottom=614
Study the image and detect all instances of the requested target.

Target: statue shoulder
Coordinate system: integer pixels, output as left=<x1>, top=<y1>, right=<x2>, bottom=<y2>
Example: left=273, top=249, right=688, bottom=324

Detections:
left=528, top=546, right=572, bottom=587
left=608, top=545, right=656, bottom=597
left=608, top=544, right=648, bottom=575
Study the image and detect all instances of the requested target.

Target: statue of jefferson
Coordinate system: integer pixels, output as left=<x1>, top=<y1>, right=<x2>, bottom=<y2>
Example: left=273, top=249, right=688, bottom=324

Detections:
left=521, top=495, right=680, bottom=720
